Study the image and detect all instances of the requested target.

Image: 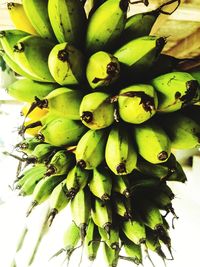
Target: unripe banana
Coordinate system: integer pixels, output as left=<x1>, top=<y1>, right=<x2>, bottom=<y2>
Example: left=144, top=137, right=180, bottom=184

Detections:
left=66, top=165, right=90, bottom=199
left=26, top=174, right=66, bottom=216
left=98, top=225, right=119, bottom=251
left=35, top=87, right=83, bottom=120
left=114, top=36, right=166, bottom=80
left=91, top=197, right=112, bottom=235
left=151, top=71, right=200, bottom=112
left=88, top=167, right=112, bottom=201
left=158, top=112, right=200, bottom=149
left=86, top=51, right=120, bottom=89
left=28, top=143, right=58, bottom=164
left=112, top=175, right=131, bottom=198
left=23, top=0, right=56, bottom=40
left=13, top=35, right=55, bottom=82
left=118, top=84, right=158, bottom=124
left=105, top=126, right=137, bottom=175
left=21, top=103, right=48, bottom=121
left=15, top=137, right=43, bottom=154
left=75, top=129, right=107, bottom=169
left=102, top=242, right=119, bottom=267
left=48, top=181, right=70, bottom=226
left=80, top=92, right=115, bottom=130
left=37, top=117, right=86, bottom=147
left=7, top=3, right=38, bottom=35
left=48, top=0, right=87, bottom=46
left=45, top=150, right=75, bottom=176
left=85, top=0, right=129, bottom=55
left=7, top=78, right=57, bottom=103
left=113, top=193, right=132, bottom=220
left=134, top=120, right=171, bottom=164
left=48, top=42, right=85, bottom=86
left=166, top=160, right=187, bottom=183
left=70, top=187, right=91, bottom=241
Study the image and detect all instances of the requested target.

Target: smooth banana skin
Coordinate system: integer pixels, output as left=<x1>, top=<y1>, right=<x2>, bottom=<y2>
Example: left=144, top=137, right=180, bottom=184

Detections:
left=84, top=0, right=107, bottom=18
left=84, top=218, right=101, bottom=262
left=91, top=197, right=112, bottom=235
left=88, top=167, right=112, bottom=201
left=7, top=78, right=57, bottom=103
left=36, top=116, right=87, bottom=147
left=75, top=129, right=107, bottom=169
left=48, top=0, right=87, bottom=46
left=48, top=42, right=85, bottom=86
left=86, top=51, right=120, bottom=89
left=21, top=103, right=48, bottom=121
left=80, top=92, right=115, bottom=130
left=15, top=137, right=43, bottom=154
left=26, top=174, right=66, bottom=216
left=151, top=71, right=200, bottom=112
left=66, top=165, right=90, bottom=199
left=102, top=242, right=119, bottom=267
left=158, top=112, right=200, bottom=149
left=36, top=87, right=84, bottom=120
left=85, top=0, right=129, bottom=55
left=112, top=175, right=131, bottom=198
left=23, top=0, right=56, bottom=40
left=70, top=187, right=91, bottom=241
left=113, top=194, right=132, bottom=220
left=114, top=36, right=166, bottom=80
left=45, top=150, right=75, bottom=176
left=118, top=84, right=158, bottom=124
left=7, top=3, right=38, bottom=35
left=166, top=160, right=187, bottom=183
left=27, top=143, right=58, bottom=164
left=105, top=126, right=137, bottom=175
left=48, top=181, right=70, bottom=226
left=134, top=120, right=171, bottom=164
left=98, top=225, right=119, bottom=251
left=13, top=35, right=55, bottom=82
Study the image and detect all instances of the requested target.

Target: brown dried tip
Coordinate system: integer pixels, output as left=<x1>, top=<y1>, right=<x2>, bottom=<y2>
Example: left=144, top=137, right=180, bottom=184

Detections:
left=123, top=189, right=131, bottom=198
left=101, top=193, right=110, bottom=202
left=158, top=151, right=168, bottom=161
left=48, top=209, right=58, bottom=227
left=68, top=188, right=78, bottom=199
left=116, top=163, right=126, bottom=174
left=81, top=111, right=93, bottom=123
left=76, top=160, right=87, bottom=169
left=45, top=164, right=56, bottom=176
left=26, top=200, right=38, bottom=217
left=13, top=42, right=25, bottom=53
left=103, top=222, right=112, bottom=237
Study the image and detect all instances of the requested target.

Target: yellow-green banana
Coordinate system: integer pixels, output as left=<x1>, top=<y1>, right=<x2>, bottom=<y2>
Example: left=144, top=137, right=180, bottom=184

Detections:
left=134, top=120, right=171, bottom=164
left=98, top=225, right=119, bottom=251
left=85, top=0, right=129, bottom=54
left=7, top=78, right=57, bottom=103
left=66, top=165, right=90, bottom=198
left=48, top=181, right=70, bottom=226
left=91, top=197, right=112, bottom=235
left=102, top=242, right=119, bottom=267
left=15, top=137, right=43, bottom=154
left=48, top=0, right=87, bottom=46
left=113, top=193, right=132, bottom=220
left=48, top=42, right=85, bottom=85
left=86, top=51, right=120, bottom=89
left=23, top=0, right=56, bottom=40
left=37, top=116, right=86, bottom=147
left=13, top=35, right=55, bottom=82
left=75, top=129, right=107, bottom=169
left=112, top=175, right=131, bottom=198
left=88, top=167, right=112, bottom=201
left=27, top=143, right=58, bottom=164
left=151, top=71, right=200, bottom=112
left=105, top=126, right=137, bottom=175
left=70, top=187, right=91, bottom=241
left=79, top=92, right=115, bottom=130
left=118, top=84, right=158, bottom=124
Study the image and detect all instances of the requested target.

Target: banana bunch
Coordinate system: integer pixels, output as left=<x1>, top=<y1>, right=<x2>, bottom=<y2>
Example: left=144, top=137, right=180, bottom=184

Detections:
left=2, top=0, right=200, bottom=266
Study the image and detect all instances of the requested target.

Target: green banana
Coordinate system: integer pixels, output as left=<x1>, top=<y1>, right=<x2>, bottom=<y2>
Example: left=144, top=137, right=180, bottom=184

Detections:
left=85, top=0, right=129, bottom=55
left=15, top=137, right=43, bottom=154
left=190, top=69, right=200, bottom=85
left=66, top=165, right=90, bottom=198
left=86, top=51, right=120, bottom=89
left=151, top=71, right=200, bottom=112
left=112, top=175, right=131, bottom=198
left=13, top=35, right=55, bottom=82
left=84, top=218, right=101, bottom=262
left=23, top=0, right=56, bottom=40
left=134, top=120, right=171, bottom=164
left=27, top=143, right=58, bottom=164
left=34, top=87, right=84, bottom=120
left=36, top=116, right=86, bottom=147
left=70, top=187, right=91, bottom=241
left=118, top=84, right=158, bottom=124
left=48, top=181, right=70, bottom=226
left=114, top=35, right=166, bottom=80
left=48, top=42, right=85, bottom=86
left=91, top=197, right=112, bottom=235
left=122, top=214, right=146, bottom=245
left=80, top=92, right=115, bottom=130
left=26, top=174, right=65, bottom=216
left=166, top=160, right=187, bottom=183
left=105, top=126, right=137, bottom=175
left=102, top=242, right=119, bottom=267
left=45, top=150, right=75, bottom=176
left=7, top=78, right=57, bottom=103
left=75, top=129, right=107, bottom=169
left=113, top=193, right=132, bottom=220
left=88, top=167, right=112, bottom=201
left=98, top=225, right=119, bottom=251
left=158, top=112, right=200, bottom=149
left=48, top=0, right=87, bottom=46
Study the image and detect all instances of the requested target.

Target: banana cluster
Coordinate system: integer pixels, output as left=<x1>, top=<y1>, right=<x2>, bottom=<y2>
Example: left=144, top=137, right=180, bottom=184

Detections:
left=1, top=0, right=200, bottom=266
